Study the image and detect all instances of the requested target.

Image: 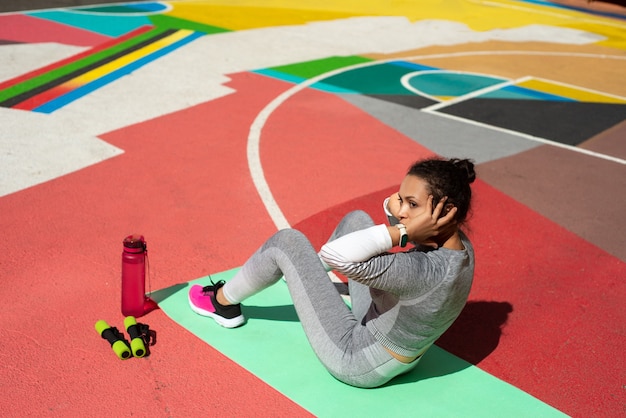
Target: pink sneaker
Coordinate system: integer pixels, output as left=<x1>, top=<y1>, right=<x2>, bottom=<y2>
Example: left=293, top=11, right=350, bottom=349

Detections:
left=188, top=280, right=245, bottom=328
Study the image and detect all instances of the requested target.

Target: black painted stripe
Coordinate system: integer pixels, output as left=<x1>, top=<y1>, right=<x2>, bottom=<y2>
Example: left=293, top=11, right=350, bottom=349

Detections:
left=0, top=28, right=178, bottom=108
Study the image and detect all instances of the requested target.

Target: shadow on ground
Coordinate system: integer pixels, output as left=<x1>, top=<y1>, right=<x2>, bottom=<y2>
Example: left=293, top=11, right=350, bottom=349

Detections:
left=437, top=300, right=514, bottom=365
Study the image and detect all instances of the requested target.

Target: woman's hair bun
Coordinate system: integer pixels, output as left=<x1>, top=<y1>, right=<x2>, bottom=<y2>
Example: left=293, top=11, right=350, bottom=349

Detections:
left=451, top=158, right=476, bottom=184
left=406, top=156, right=475, bottom=224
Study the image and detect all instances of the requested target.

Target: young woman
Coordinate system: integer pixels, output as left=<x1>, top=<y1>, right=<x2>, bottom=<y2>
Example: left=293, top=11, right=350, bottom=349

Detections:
left=189, top=157, right=476, bottom=388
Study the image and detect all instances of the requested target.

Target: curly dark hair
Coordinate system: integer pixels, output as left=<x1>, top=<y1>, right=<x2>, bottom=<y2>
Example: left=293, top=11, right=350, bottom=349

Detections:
left=406, top=157, right=476, bottom=224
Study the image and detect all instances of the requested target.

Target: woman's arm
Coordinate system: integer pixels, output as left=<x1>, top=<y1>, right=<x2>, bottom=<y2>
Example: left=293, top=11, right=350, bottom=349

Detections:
left=320, top=224, right=392, bottom=268
left=320, top=223, right=438, bottom=293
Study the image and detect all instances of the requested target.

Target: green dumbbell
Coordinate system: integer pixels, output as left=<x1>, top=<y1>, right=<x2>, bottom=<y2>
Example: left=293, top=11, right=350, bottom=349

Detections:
left=124, top=316, right=147, bottom=358
left=95, top=320, right=131, bottom=360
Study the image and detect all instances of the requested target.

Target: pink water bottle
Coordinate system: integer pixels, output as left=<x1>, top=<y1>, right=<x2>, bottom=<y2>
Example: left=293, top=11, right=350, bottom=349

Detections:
left=121, top=234, right=158, bottom=317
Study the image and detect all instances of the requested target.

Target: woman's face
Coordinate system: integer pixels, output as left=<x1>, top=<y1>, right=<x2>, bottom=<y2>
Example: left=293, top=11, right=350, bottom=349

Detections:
left=397, top=175, right=432, bottom=223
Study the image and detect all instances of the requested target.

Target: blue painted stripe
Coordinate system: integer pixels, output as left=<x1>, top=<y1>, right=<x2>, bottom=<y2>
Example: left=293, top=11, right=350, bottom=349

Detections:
left=81, top=2, right=169, bottom=14
left=33, top=31, right=205, bottom=114
left=515, top=0, right=626, bottom=20
left=389, top=60, right=440, bottom=71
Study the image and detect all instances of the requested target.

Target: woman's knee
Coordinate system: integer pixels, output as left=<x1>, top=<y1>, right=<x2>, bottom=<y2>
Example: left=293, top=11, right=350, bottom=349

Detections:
left=347, top=210, right=373, bottom=224
left=270, top=228, right=313, bottom=250
left=338, top=210, right=375, bottom=234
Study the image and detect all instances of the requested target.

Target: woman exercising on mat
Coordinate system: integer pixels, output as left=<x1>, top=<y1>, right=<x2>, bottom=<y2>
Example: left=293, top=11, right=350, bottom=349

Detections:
left=189, top=157, right=476, bottom=388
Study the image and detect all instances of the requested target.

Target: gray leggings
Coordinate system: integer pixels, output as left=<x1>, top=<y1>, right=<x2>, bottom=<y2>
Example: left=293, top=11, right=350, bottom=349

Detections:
left=222, top=211, right=418, bottom=388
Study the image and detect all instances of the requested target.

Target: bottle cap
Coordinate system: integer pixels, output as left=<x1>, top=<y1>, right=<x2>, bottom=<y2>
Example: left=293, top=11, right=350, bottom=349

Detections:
left=123, top=235, right=146, bottom=250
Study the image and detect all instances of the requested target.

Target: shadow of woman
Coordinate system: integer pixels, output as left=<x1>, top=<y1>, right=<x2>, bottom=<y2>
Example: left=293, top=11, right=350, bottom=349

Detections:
left=436, top=300, right=513, bottom=365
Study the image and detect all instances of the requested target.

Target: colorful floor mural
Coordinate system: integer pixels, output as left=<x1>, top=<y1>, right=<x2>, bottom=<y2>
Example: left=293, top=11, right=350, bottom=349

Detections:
left=1, top=1, right=624, bottom=416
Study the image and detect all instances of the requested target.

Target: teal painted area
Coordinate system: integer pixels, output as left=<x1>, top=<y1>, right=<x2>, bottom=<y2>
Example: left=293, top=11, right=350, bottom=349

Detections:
left=310, top=80, right=362, bottom=93
left=313, top=62, right=511, bottom=96
left=254, top=68, right=360, bottom=93
left=254, top=68, right=308, bottom=84
left=480, top=89, right=542, bottom=100
left=154, top=269, right=567, bottom=417
left=27, top=10, right=152, bottom=37
left=407, top=73, right=508, bottom=97
left=320, top=62, right=422, bottom=95
left=482, top=85, right=575, bottom=101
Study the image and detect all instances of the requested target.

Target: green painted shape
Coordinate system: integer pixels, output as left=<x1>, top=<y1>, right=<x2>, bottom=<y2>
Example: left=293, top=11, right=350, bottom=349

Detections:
left=153, top=268, right=566, bottom=417
left=319, top=62, right=417, bottom=95
left=148, top=14, right=230, bottom=34
left=269, top=56, right=372, bottom=79
left=0, top=27, right=169, bottom=102
left=407, top=73, right=507, bottom=97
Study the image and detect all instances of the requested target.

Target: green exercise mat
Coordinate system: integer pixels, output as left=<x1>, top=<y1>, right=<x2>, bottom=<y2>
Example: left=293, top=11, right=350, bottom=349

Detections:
left=152, top=268, right=566, bottom=417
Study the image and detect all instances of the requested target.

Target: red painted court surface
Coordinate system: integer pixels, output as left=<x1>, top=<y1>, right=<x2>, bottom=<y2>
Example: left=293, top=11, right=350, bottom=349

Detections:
left=0, top=1, right=625, bottom=417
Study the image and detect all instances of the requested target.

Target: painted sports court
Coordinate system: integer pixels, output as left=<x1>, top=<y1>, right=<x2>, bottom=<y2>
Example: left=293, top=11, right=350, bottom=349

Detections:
left=0, top=0, right=624, bottom=416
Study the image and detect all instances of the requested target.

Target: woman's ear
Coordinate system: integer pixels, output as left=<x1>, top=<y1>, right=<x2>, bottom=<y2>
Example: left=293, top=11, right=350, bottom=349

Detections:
left=440, top=202, right=455, bottom=218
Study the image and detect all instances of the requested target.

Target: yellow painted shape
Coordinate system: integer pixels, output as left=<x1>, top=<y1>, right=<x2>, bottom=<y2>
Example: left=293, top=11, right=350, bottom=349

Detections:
left=164, top=1, right=361, bottom=30
left=164, top=0, right=626, bottom=51
left=519, top=78, right=626, bottom=103
left=62, top=30, right=194, bottom=88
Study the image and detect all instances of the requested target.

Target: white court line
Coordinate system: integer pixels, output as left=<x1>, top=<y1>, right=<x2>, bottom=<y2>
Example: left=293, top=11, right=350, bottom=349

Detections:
left=404, top=72, right=532, bottom=112
left=247, top=50, right=626, bottom=230
left=399, top=70, right=444, bottom=103
left=399, top=69, right=513, bottom=108
left=247, top=60, right=381, bottom=230
left=406, top=50, right=626, bottom=61
left=422, top=77, right=525, bottom=111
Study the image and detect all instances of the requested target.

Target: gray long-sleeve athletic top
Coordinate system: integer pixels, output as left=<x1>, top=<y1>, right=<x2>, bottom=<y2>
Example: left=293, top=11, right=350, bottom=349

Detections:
left=319, top=220, right=474, bottom=358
